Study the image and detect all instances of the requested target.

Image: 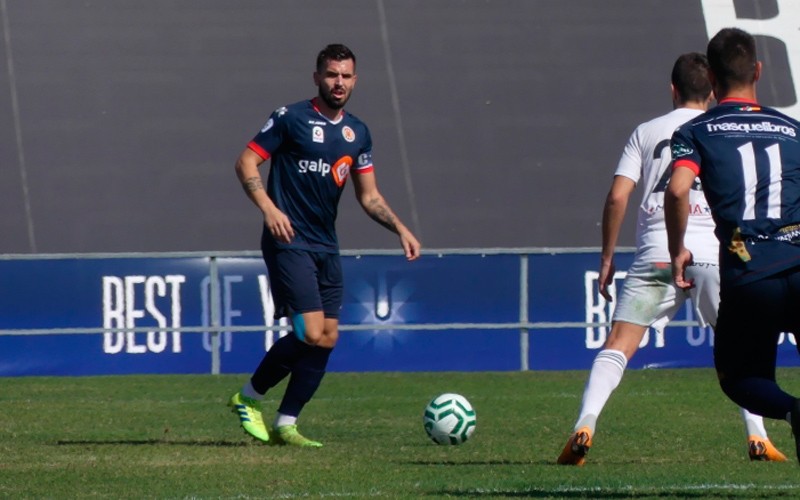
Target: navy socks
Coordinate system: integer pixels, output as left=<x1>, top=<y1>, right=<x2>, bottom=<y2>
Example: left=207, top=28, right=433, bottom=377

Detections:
left=250, top=333, right=312, bottom=395
left=720, top=376, right=796, bottom=420
left=278, top=344, right=333, bottom=417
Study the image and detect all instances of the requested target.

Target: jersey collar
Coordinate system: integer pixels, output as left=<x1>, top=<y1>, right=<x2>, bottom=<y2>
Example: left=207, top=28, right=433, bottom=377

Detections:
left=310, top=97, right=344, bottom=124
left=718, top=97, right=759, bottom=106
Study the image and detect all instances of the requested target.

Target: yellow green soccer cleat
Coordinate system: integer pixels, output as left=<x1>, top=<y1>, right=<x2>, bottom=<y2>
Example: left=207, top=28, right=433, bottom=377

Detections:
left=271, top=424, right=323, bottom=448
left=228, top=392, right=270, bottom=443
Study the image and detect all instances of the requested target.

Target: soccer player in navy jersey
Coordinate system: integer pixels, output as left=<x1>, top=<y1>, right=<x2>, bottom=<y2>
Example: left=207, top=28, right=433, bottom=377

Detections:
left=666, top=28, right=800, bottom=463
left=228, top=44, right=421, bottom=447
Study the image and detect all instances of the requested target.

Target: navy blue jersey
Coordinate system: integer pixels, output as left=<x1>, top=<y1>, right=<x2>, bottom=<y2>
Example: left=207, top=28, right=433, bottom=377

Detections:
left=248, top=99, right=374, bottom=253
left=671, top=98, right=800, bottom=286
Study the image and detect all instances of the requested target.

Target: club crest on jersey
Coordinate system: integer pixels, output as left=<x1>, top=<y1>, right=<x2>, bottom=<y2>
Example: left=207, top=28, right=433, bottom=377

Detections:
left=342, top=126, right=356, bottom=142
left=312, top=126, right=324, bottom=143
left=332, top=156, right=353, bottom=187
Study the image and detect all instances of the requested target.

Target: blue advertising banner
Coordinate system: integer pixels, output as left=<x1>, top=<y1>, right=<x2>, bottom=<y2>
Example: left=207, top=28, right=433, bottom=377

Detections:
left=213, top=254, right=522, bottom=374
left=0, top=257, right=210, bottom=375
left=0, top=250, right=797, bottom=376
left=527, top=252, right=800, bottom=370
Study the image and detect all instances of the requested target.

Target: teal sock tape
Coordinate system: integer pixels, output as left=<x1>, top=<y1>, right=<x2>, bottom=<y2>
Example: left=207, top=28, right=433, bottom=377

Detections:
left=292, top=313, right=306, bottom=342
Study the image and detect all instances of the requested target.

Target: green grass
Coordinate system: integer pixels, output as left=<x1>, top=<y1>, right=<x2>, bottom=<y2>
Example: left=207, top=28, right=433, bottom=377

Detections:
left=2, top=369, right=800, bottom=498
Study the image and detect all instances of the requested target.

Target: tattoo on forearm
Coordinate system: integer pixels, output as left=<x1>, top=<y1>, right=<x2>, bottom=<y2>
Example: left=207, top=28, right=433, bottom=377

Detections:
left=242, top=177, right=264, bottom=193
left=367, top=197, right=397, bottom=232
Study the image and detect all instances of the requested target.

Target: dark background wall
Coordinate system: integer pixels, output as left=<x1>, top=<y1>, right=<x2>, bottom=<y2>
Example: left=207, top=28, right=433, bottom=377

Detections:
left=0, top=0, right=793, bottom=253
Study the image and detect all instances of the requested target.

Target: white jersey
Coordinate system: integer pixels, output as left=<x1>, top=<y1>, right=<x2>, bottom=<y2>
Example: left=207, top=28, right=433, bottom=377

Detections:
left=614, top=107, right=718, bottom=264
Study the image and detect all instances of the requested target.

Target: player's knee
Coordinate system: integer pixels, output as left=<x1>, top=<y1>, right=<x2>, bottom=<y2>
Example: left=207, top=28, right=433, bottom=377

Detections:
left=321, top=328, right=339, bottom=348
left=603, top=323, right=645, bottom=359
left=292, top=313, right=324, bottom=345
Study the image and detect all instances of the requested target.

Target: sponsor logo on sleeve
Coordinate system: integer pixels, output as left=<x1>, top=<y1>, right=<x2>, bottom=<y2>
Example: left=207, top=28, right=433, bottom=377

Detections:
left=671, top=143, right=694, bottom=158
left=261, top=106, right=289, bottom=133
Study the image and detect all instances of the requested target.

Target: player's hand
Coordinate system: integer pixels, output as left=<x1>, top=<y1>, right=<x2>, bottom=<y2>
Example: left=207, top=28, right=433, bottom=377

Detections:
left=598, top=258, right=615, bottom=302
left=671, top=248, right=695, bottom=290
left=264, top=207, right=294, bottom=244
left=399, top=230, right=421, bottom=261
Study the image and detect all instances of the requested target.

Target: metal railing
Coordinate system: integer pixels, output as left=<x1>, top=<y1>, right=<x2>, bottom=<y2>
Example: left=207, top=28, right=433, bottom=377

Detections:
left=0, top=247, right=652, bottom=373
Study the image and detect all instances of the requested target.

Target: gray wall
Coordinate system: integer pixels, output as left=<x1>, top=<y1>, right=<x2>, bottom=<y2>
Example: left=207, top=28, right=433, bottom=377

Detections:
left=0, top=1, right=791, bottom=253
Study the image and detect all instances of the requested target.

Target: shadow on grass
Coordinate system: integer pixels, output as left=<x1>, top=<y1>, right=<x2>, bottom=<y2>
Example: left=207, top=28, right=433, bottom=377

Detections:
left=401, top=459, right=541, bottom=466
left=54, top=439, right=251, bottom=447
left=429, top=487, right=799, bottom=498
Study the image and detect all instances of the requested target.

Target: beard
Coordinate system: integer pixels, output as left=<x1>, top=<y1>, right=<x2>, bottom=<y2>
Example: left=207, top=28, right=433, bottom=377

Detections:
left=318, top=86, right=349, bottom=110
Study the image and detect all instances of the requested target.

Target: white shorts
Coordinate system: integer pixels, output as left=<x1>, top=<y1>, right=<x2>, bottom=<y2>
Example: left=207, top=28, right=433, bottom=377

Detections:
left=612, top=260, right=719, bottom=332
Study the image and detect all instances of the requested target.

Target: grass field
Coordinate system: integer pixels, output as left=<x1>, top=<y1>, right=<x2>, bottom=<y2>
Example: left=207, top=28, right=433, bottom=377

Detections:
left=2, top=369, right=800, bottom=499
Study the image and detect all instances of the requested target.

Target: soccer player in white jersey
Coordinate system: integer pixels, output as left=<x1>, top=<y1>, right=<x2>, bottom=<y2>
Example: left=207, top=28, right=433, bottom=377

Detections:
left=557, top=53, right=786, bottom=465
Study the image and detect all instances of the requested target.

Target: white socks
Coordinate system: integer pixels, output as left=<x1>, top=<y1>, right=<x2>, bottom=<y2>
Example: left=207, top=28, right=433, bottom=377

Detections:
left=573, top=350, right=773, bottom=443
left=740, top=407, right=768, bottom=439
left=241, top=382, right=299, bottom=429
left=575, top=349, right=628, bottom=433
left=274, top=413, right=297, bottom=428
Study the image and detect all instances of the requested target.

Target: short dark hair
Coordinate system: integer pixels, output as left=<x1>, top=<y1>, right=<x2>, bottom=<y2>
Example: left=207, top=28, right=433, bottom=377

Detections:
left=316, top=44, right=356, bottom=72
left=671, top=52, right=712, bottom=103
left=707, top=28, right=757, bottom=93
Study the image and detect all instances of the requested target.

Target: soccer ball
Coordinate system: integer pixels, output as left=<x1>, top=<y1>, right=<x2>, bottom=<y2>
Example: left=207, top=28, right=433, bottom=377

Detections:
left=423, top=393, right=476, bottom=445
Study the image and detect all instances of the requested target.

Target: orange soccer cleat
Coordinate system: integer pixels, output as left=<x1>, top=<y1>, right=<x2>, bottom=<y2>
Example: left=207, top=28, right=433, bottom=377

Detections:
left=748, top=436, right=787, bottom=462
left=557, top=426, right=593, bottom=466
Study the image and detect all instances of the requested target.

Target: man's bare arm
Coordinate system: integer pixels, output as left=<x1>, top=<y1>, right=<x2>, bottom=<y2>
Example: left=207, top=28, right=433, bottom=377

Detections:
left=352, top=170, right=421, bottom=260
left=665, top=166, right=696, bottom=289
left=234, top=148, right=294, bottom=243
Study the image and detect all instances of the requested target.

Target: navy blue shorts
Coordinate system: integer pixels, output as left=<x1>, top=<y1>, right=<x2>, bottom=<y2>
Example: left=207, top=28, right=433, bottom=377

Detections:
left=714, top=266, right=800, bottom=381
left=261, top=229, right=343, bottom=319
